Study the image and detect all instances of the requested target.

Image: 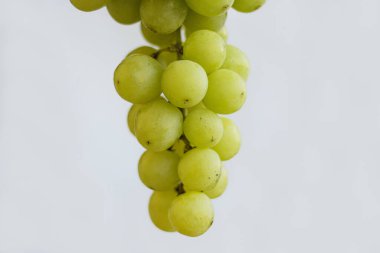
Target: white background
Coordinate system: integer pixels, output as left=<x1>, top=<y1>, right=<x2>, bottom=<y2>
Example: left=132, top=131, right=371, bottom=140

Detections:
left=1, top=1, right=380, bottom=252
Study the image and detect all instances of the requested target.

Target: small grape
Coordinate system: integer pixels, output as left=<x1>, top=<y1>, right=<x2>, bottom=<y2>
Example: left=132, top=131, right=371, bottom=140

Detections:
left=127, top=104, right=143, bottom=134
left=178, top=148, right=221, bottom=191
left=140, top=0, right=188, bottom=34
left=183, top=30, right=226, bottom=73
left=114, top=54, right=163, bottom=104
left=135, top=98, right=183, bottom=151
left=203, top=69, right=246, bottom=114
left=204, top=167, right=228, bottom=199
left=168, top=191, right=214, bottom=237
left=138, top=150, right=180, bottom=191
left=222, top=45, right=250, bottom=80
left=70, top=0, right=107, bottom=12
left=157, top=51, right=178, bottom=68
left=141, top=24, right=180, bottom=47
left=107, top=0, right=141, bottom=25
left=149, top=191, right=177, bottom=232
left=184, top=9, right=226, bottom=33
left=127, top=46, right=157, bottom=57
left=183, top=108, right=224, bottom=148
left=185, top=0, right=234, bottom=17
left=161, top=60, right=208, bottom=108
left=213, top=117, right=241, bottom=160
left=233, top=0, right=266, bottom=13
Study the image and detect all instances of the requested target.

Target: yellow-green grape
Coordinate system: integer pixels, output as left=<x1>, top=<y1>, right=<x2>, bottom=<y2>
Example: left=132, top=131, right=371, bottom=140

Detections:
left=141, top=24, right=180, bottom=48
left=204, top=167, right=228, bottom=198
left=114, top=54, right=163, bottom=104
left=127, top=46, right=156, bottom=57
left=140, top=0, right=188, bottom=34
left=178, top=148, right=221, bottom=191
left=217, top=26, right=228, bottom=42
left=185, top=0, right=233, bottom=17
left=135, top=98, right=183, bottom=151
left=183, top=30, right=226, bottom=73
left=183, top=108, right=223, bottom=148
left=187, top=102, right=207, bottom=113
left=162, top=60, right=208, bottom=108
left=203, top=69, right=246, bottom=114
left=213, top=117, right=241, bottom=160
left=127, top=104, right=143, bottom=134
left=233, top=0, right=265, bottom=13
left=138, top=150, right=180, bottom=191
left=157, top=51, right=178, bottom=68
left=70, top=0, right=107, bottom=12
left=168, top=191, right=214, bottom=237
left=222, top=45, right=250, bottom=80
left=107, top=0, right=141, bottom=25
left=184, top=9, right=226, bottom=33
left=149, top=191, right=177, bottom=232
left=170, top=139, right=187, bottom=157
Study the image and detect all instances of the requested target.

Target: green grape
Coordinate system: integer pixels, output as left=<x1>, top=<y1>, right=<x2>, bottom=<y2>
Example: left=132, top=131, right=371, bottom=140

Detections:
left=233, top=0, right=265, bottom=13
left=222, top=45, right=250, bottom=80
left=168, top=191, right=214, bottom=237
left=217, top=26, right=228, bottom=42
left=127, top=46, right=156, bottom=57
left=185, top=0, right=233, bottom=17
left=183, top=108, right=223, bottom=148
left=127, top=104, right=143, bottom=134
left=141, top=24, right=180, bottom=47
left=135, top=98, right=183, bottom=151
left=183, top=30, right=226, bottom=73
left=204, top=167, right=228, bottom=198
left=157, top=51, right=178, bottom=68
left=114, top=54, right=163, bottom=104
left=187, top=102, right=207, bottom=113
left=70, top=0, right=107, bottom=12
left=184, top=9, right=226, bottom=33
left=213, top=117, right=241, bottom=160
left=140, top=0, right=188, bottom=34
left=149, top=191, right=177, bottom=232
left=203, top=69, right=246, bottom=114
left=107, top=0, right=141, bottom=25
left=161, top=60, right=208, bottom=108
left=138, top=150, right=180, bottom=191
left=178, top=148, right=221, bottom=191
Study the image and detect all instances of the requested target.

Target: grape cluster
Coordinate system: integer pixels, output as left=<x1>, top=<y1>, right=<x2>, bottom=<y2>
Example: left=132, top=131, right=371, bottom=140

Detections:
left=71, top=0, right=265, bottom=237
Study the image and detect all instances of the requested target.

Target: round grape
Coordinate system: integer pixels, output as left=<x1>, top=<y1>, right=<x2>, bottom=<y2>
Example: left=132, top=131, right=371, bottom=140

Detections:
left=70, top=0, right=107, bottom=12
left=107, top=0, right=141, bottom=25
left=204, top=167, right=228, bottom=198
left=213, top=117, right=241, bottom=160
left=222, top=45, right=250, bottom=80
left=149, top=191, right=177, bottom=232
left=185, top=0, right=234, bottom=17
left=233, top=0, right=266, bottom=13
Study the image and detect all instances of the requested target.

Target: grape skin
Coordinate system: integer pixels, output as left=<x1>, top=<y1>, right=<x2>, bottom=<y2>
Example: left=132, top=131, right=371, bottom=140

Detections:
left=233, top=0, right=266, bottom=13
left=127, top=46, right=157, bottom=57
left=168, top=192, right=214, bottom=237
left=141, top=24, right=180, bottom=48
left=222, top=45, right=250, bottom=80
left=70, top=0, right=107, bottom=12
left=107, top=0, right=141, bottom=25
left=184, top=9, right=227, bottom=33
left=204, top=167, right=228, bottom=198
left=185, top=0, right=234, bottom=17
left=127, top=104, right=143, bottom=135
left=149, top=191, right=177, bottom=232
left=213, top=117, right=241, bottom=160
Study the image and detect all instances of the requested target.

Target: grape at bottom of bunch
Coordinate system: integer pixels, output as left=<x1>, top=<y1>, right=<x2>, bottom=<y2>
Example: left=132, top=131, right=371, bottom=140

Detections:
left=70, top=0, right=266, bottom=237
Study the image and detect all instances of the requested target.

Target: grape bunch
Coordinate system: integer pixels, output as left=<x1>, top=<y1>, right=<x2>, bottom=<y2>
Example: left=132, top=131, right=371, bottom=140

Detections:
left=71, top=0, right=265, bottom=237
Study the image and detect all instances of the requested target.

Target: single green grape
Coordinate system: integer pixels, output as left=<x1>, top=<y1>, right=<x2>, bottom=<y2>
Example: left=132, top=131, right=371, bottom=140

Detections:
left=184, top=9, right=226, bottom=33
left=127, top=104, right=143, bottom=135
left=135, top=98, right=183, bottom=151
left=114, top=54, right=163, bottom=104
left=141, top=24, right=180, bottom=48
left=138, top=150, right=180, bottom=191
left=168, top=191, right=214, bottom=237
left=203, top=69, right=246, bottom=114
left=149, top=191, right=177, bottom=232
left=162, top=60, right=208, bottom=108
left=127, top=46, right=156, bottom=57
left=217, top=26, right=228, bottom=42
left=183, top=108, right=224, bottom=148
left=157, top=51, right=178, bottom=68
left=183, top=30, right=226, bottom=73
left=222, top=45, right=250, bottom=80
left=178, top=148, right=221, bottom=191
left=107, top=0, right=141, bottom=25
left=233, top=0, right=266, bottom=13
left=70, top=0, right=107, bottom=12
left=204, top=167, right=228, bottom=198
left=213, top=117, right=241, bottom=160
left=185, top=0, right=233, bottom=17
left=140, top=0, right=188, bottom=34
left=187, top=102, right=207, bottom=113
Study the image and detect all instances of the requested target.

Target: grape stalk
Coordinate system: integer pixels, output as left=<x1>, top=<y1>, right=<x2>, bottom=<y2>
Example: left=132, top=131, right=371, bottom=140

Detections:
left=70, top=0, right=266, bottom=237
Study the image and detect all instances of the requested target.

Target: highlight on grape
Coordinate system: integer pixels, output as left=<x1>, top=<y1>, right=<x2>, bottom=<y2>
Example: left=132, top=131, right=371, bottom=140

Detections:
left=70, top=0, right=266, bottom=237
